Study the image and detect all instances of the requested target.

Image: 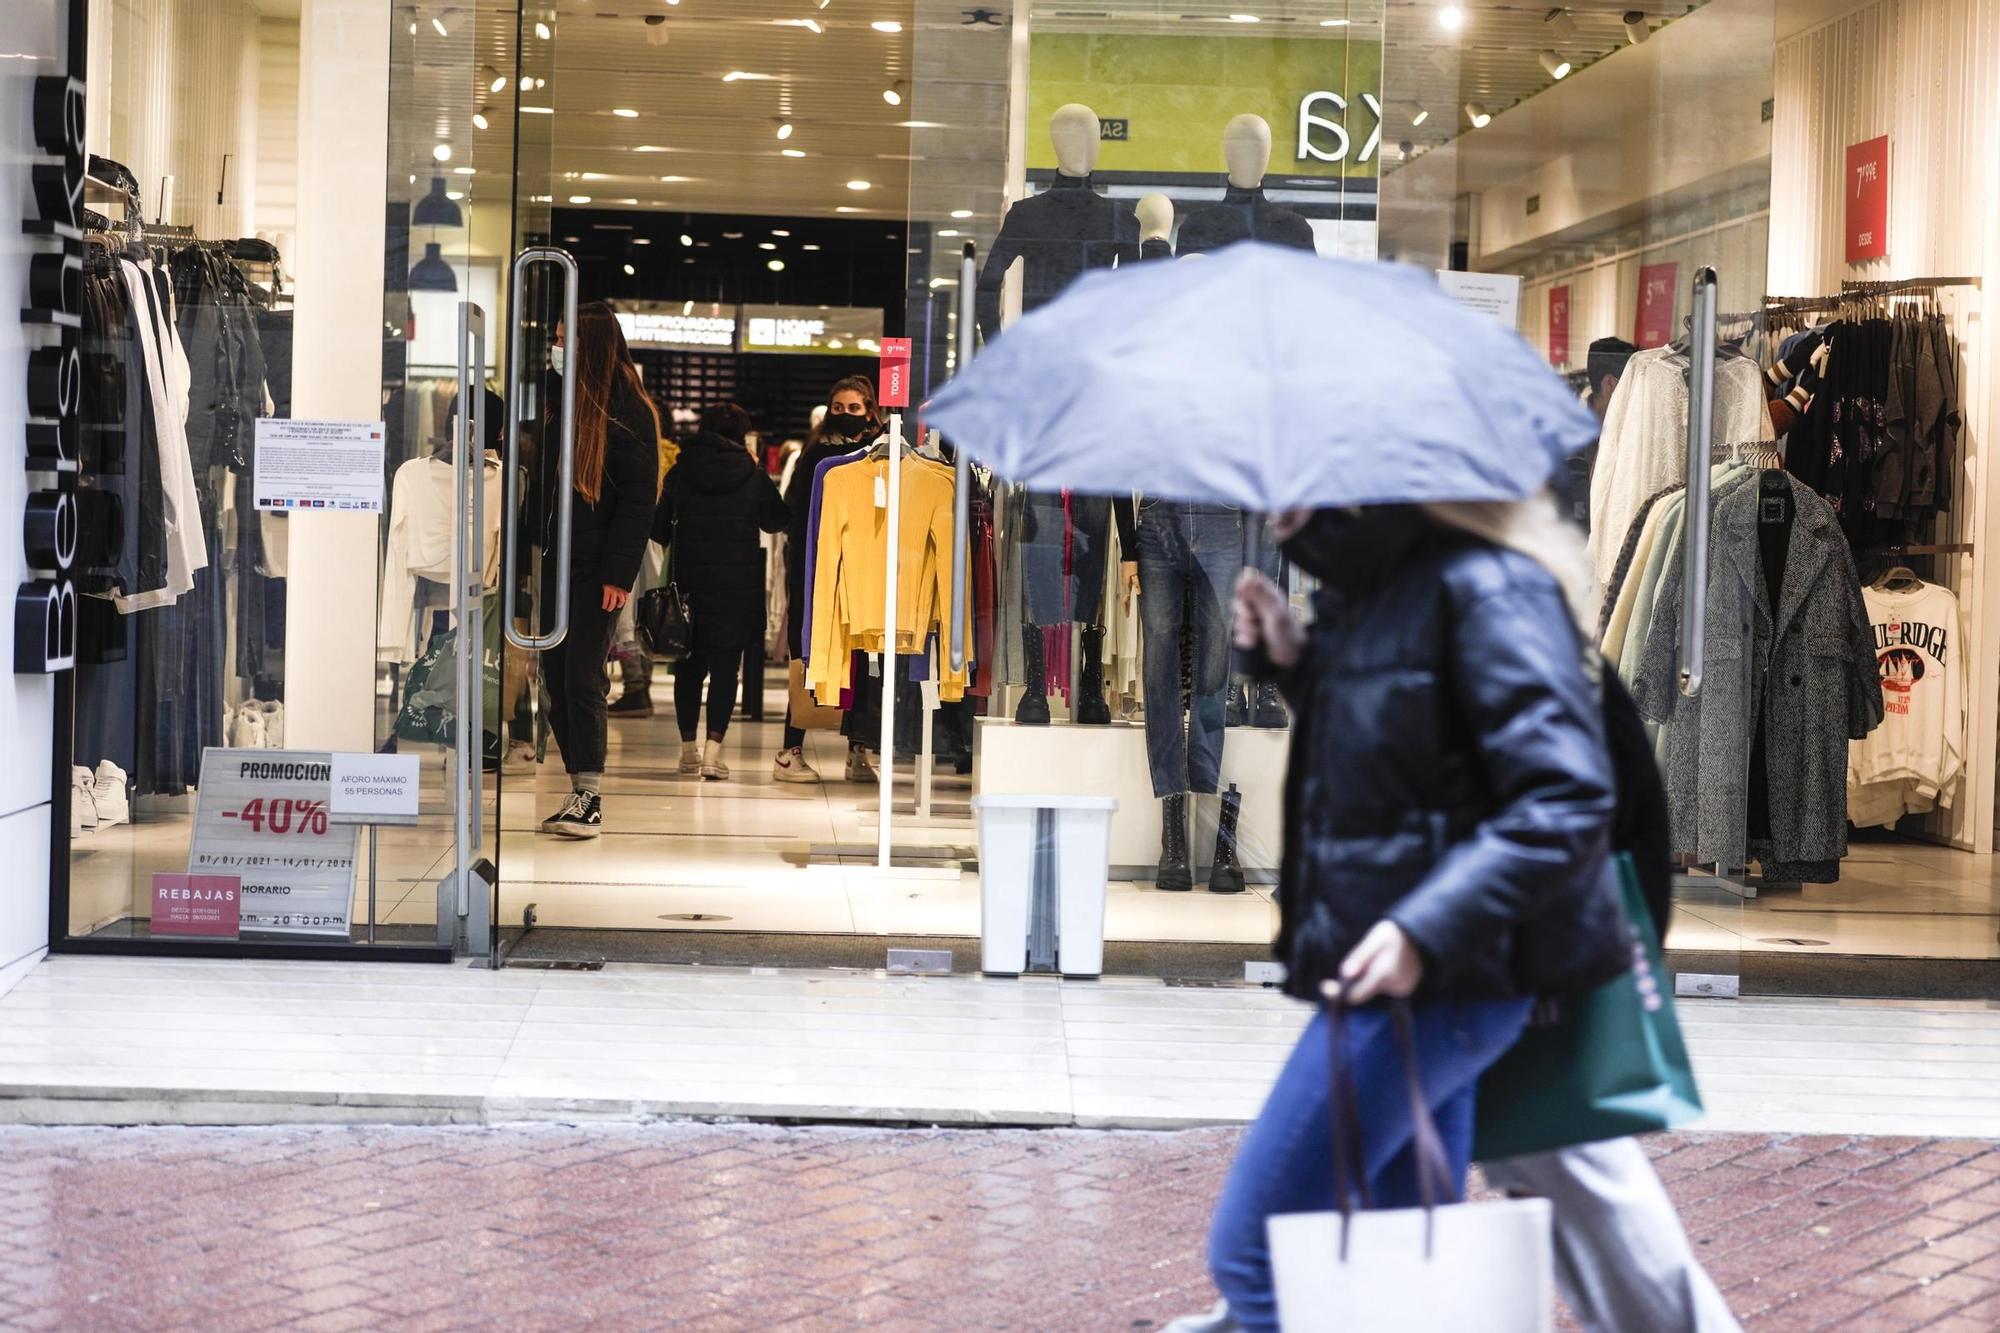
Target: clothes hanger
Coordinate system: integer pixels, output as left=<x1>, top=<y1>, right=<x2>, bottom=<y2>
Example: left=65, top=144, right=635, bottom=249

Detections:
left=1873, top=563, right=1924, bottom=591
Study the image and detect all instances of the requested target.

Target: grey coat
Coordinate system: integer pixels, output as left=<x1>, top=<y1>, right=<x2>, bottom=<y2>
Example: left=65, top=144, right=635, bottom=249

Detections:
left=1631, top=472, right=1881, bottom=873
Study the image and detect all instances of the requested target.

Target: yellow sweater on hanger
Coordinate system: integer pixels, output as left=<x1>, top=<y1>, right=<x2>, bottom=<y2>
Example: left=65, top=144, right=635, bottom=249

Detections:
left=808, top=455, right=971, bottom=705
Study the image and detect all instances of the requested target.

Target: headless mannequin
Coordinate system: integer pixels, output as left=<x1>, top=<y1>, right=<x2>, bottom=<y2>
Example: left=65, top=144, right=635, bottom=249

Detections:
left=978, top=104, right=1137, bottom=726
left=1177, top=114, right=1317, bottom=256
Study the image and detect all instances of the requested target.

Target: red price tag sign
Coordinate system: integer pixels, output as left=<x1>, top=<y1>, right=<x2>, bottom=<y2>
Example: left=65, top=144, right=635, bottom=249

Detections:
left=879, top=336, right=913, bottom=408
left=221, top=797, right=332, bottom=836
left=152, top=873, right=241, bottom=939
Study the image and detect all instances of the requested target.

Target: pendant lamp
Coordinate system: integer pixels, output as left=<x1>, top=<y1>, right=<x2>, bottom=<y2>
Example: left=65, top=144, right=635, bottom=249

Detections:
left=411, top=175, right=463, bottom=228
left=407, top=241, right=458, bottom=292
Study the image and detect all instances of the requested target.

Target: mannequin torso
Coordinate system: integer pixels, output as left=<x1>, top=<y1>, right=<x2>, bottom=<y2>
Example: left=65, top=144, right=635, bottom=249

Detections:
left=1178, top=114, right=1316, bottom=256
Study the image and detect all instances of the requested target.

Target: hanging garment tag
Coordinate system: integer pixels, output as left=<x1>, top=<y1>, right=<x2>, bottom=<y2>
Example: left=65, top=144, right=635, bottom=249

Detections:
left=921, top=679, right=941, bottom=710
left=874, top=474, right=888, bottom=509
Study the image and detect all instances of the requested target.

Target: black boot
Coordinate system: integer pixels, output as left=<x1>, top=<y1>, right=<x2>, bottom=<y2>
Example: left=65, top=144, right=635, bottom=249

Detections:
left=1156, top=792, right=1193, bottom=891
left=1208, top=785, right=1246, bottom=894
left=1251, top=681, right=1288, bottom=729
left=1076, top=625, right=1111, bottom=725
left=1015, top=624, right=1051, bottom=725
left=1225, top=681, right=1250, bottom=728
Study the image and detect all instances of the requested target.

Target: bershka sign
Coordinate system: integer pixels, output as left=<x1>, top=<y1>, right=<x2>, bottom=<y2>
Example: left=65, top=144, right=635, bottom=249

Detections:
left=17, top=0, right=85, bottom=674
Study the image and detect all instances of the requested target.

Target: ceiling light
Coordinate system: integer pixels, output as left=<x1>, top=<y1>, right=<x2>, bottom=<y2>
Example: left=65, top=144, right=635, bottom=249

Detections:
left=772, top=229, right=791, bottom=237
left=781, top=148, right=806, bottom=158
left=569, top=194, right=592, bottom=203
left=1411, top=103, right=1430, bottom=126
left=1544, top=7, right=1580, bottom=40
left=929, top=277, right=956, bottom=288
left=883, top=87, right=903, bottom=106
left=950, top=209, right=973, bottom=219
left=1464, top=101, right=1491, bottom=128
left=835, top=206, right=862, bottom=214
left=632, top=145, right=669, bottom=152
left=802, top=243, right=821, bottom=251
left=471, top=112, right=489, bottom=130
left=768, top=259, right=785, bottom=272
left=779, top=17, right=824, bottom=32
left=623, top=263, right=635, bottom=275
left=1320, top=16, right=1350, bottom=25
left=534, top=20, right=551, bottom=40
left=1438, top=5, right=1465, bottom=31
left=633, top=238, right=651, bottom=245
left=723, top=70, right=774, bottom=82
left=645, top=18, right=670, bottom=46
left=1623, top=11, right=1650, bottom=42
left=613, top=108, right=638, bottom=118
left=680, top=233, right=694, bottom=246
left=759, top=242, right=777, bottom=250
left=445, top=190, right=464, bottom=201
left=1539, top=50, right=1572, bottom=78
left=453, top=166, right=475, bottom=175
left=489, top=74, right=507, bottom=93
left=430, top=12, right=451, bottom=38
left=776, top=121, right=793, bottom=140
left=522, top=106, right=553, bottom=115
left=722, top=231, right=743, bottom=239
left=1228, top=13, right=1260, bottom=21
left=938, top=229, right=960, bottom=237
left=871, top=20, right=903, bottom=32
left=847, top=179, right=871, bottom=191
left=432, top=143, right=452, bottom=162
left=658, top=175, right=693, bottom=182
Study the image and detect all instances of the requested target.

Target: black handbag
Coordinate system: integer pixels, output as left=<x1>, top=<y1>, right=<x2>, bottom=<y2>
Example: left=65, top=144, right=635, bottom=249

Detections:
left=636, top=516, right=692, bottom=659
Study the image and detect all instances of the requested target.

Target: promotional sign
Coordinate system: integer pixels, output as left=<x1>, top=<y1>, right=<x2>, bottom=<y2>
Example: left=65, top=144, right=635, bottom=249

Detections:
left=150, top=874, right=241, bottom=939
left=252, top=419, right=386, bottom=513
left=615, top=303, right=738, bottom=351
left=740, top=303, right=884, bottom=357
left=329, top=752, right=422, bottom=826
left=1435, top=270, right=1522, bottom=328
left=188, top=749, right=359, bottom=938
left=1634, top=262, right=1679, bottom=347
left=1846, top=135, right=1889, bottom=262
left=1548, top=285, right=1571, bottom=368
left=879, top=337, right=914, bottom=408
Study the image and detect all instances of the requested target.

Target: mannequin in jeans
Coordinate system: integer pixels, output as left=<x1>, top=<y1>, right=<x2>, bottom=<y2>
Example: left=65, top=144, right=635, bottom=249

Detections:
left=976, top=103, right=1138, bottom=728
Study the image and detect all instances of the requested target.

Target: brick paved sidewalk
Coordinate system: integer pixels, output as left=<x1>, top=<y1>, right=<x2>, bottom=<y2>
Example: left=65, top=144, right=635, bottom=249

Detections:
left=1, top=1125, right=1997, bottom=1332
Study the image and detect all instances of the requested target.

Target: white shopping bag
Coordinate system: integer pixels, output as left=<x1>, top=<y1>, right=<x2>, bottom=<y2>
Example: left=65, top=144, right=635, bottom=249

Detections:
left=1267, top=1195, right=1554, bottom=1332
left=1266, top=1000, right=1557, bottom=1332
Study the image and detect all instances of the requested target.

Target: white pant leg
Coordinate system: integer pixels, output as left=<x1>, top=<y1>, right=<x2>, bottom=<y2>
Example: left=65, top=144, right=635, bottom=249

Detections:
left=1482, top=1138, right=1741, bottom=1333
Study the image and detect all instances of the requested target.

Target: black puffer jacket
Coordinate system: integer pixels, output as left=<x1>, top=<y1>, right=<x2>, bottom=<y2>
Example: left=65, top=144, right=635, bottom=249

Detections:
left=1268, top=508, right=1629, bottom=1003
left=537, top=374, right=659, bottom=595
left=657, top=430, right=788, bottom=652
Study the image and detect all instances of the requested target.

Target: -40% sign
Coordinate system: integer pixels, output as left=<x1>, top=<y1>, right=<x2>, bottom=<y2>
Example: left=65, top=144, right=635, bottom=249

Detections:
left=221, top=798, right=331, bottom=836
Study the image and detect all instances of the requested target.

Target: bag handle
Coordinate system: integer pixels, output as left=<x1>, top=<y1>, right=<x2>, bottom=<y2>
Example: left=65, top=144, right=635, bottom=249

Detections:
left=1327, top=998, right=1460, bottom=1262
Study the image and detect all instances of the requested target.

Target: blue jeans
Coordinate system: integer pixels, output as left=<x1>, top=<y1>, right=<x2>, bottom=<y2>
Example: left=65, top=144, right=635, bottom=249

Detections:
left=1137, top=501, right=1242, bottom=797
left=1209, top=998, right=1533, bottom=1333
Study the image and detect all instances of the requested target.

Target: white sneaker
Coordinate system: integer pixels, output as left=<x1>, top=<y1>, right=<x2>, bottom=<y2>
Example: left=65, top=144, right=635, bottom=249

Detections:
left=700, top=737, right=730, bottom=782
left=844, top=746, right=877, bottom=783
left=772, top=748, right=820, bottom=784
left=233, top=705, right=266, bottom=749
left=258, top=700, right=284, bottom=749
left=1158, top=1302, right=1239, bottom=1333
left=504, top=739, right=536, bottom=769
left=678, top=740, right=703, bottom=775
left=71, top=766, right=99, bottom=833
left=91, top=761, right=130, bottom=827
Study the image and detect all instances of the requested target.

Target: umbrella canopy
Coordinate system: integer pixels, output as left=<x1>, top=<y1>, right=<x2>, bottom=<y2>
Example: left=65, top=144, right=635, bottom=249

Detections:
left=926, top=243, right=1599, bottom=511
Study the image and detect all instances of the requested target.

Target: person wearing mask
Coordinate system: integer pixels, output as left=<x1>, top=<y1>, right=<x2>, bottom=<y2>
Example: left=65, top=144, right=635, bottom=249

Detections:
left=535, top=301, right=661, bottom=838
left=772, top=377, right=884, bottom=785
left=658, top=402, right=788, bottom=781
left=1162, top=495, right=1632, bottom=1333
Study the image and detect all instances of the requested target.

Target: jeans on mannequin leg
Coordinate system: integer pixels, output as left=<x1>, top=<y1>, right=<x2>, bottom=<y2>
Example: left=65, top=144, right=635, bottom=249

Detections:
left=1136, top=502, right=1241, bottom=798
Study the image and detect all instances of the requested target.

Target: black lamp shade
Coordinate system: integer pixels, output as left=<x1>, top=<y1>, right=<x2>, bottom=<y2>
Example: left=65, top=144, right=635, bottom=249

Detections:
left=408, top=242, right=458, bottom=292
left=412, top=175, right=463, bottom=228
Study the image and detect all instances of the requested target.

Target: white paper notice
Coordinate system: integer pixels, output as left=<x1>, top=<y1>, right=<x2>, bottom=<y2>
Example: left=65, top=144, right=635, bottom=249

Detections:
left=1435, top=270, right=1524, bottom=329
left=253, top=419, right=387, bottom=513
left=329, top=752, right=423, bottom=823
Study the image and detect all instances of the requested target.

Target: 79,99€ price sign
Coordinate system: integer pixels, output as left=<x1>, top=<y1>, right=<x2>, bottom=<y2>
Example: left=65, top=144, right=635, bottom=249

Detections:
left=189, top=749, right=361, bottom=938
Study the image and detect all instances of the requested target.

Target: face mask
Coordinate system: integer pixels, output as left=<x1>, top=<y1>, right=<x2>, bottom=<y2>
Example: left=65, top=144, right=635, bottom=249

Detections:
left=549, top=346, right=566, bottom=375
left=822, top=413, right=873, bottom=440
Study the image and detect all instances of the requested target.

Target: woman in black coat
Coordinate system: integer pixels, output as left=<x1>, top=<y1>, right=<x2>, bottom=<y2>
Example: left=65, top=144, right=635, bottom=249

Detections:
left=1181, top=499, right=1631, bottom=1333
left=535, top=301, right=660, bottom=838
left=656, top=402, right=787, bottom=781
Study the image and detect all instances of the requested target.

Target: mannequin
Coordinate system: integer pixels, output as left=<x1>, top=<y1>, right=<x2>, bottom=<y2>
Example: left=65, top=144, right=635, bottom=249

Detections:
left=977, top=104, right=1138, bottom=726
left=1177, top=113, right=1317, bottom=256
left=1135, top=192, right=1175, bottom=262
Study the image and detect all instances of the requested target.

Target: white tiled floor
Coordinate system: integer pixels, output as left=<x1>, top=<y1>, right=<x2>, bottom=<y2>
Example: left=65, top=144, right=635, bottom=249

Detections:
left=2, top=955, right=1998, bottom=1136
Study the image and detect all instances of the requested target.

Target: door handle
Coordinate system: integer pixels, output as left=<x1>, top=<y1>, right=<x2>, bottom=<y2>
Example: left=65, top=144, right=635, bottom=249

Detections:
left=1678, top=266, right=1718, bottom=698
left=503, top=247, right=579, bottom=651
left=949, top=241, right=976, bottom=672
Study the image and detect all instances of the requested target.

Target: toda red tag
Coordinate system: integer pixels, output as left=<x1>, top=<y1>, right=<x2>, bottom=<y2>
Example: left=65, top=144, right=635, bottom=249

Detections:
left=879, top=337, right=913, bottom=408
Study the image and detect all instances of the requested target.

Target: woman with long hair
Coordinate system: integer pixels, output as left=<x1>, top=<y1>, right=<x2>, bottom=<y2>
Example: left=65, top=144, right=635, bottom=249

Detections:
left=772, top=375, right=883, bottom=784
left=535, top=300, right=660, bottom=837
left=1162, top=492, right=1631, bottom=1333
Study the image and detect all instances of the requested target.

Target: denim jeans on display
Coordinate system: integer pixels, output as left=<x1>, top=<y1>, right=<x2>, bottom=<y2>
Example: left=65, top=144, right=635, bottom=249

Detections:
left=1208, top=998, right=1534, bottom=1333
left=1137, top=501, right=1241, bottom=797
left=1020, top=490, right=1111, bottom=626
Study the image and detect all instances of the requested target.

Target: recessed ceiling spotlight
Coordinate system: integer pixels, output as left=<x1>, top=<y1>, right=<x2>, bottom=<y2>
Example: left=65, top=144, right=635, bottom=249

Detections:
left=631, top=145, right=668, bottom=152
left=950, top=209, right=974, bottom=219
left=1623, top=10, right=1651, bottom=42
left=569, top=194, right=592, bottom=203
left=872, top=20, right=903, bottom=32
left=1228, top=13, right=1260, bottom=22
left=1464, top=101, right=1491, bottom=128
left=535, top=20, right=551, bottom=40
left=929, top=277, right=956, bottom=288
left=472, top=112, right=489, bottom=130
left=883, top=87, right=903, bottom=106
left=1320, top=17, right=1350, bottom=25
left=801, top=243, right=821, bottom=251
left=781, top=148, right=807, bottom=157
left=772, top=229, right=791, bottom=237
left=613, top=108, right=638, bottom=118
left=759, top=242, right=777, bottom=250
left=489, top=74, right=507, bottom=93
left=680, top=233, right=694, bottom=246
left=776, top=121, right=793, bottom=140
left=522, top=106, right=553, bottom=115
left=658, top=175, right=693, bottom=183
left=1544, top=7, right=1580, bottom=40
left=722, top=231, right=743, bottom=239
left=1410, top=103, right=1429, bottom=126
left=835, top=205, right=862, bottom=213
left=453, top=166, right=475, bottom=175
left=633, top=237, right=651, bottom=245
left=768, top=259, right=786, bottom=272
left=1438, top=5, right=1465, bottom=31
left=432, top=143, right=452, bottom=161
left=939, top=229, right=960, bottom=237
left=779, top=17, right=824, bottom=32
left=847, top=180, right=871, bottom=191
left=1539, top=50, right=1572, bottom=78
left=430, top=11, right=452, bottom=38
left=722, top=70, right=774, bottom=82
left=623, top=263, right=635, bottom=275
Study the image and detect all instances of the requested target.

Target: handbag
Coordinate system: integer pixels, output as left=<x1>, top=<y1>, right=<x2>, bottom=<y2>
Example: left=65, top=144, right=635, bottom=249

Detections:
left=788, top=659, right=842, bottom=731
left=395, top=596, right=504, bottom=748
left=1268, top=1000, right=1556, bottom=1332
left=1472, top=852, right=1705, bottom=1162
left=636, top=516, right=693, bottom=660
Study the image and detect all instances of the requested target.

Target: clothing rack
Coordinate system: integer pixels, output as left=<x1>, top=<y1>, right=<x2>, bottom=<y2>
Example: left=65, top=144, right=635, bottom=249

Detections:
left=1884, top=543, right=1974, bottom=556
left=1839, top=276, right=1981, bottom=296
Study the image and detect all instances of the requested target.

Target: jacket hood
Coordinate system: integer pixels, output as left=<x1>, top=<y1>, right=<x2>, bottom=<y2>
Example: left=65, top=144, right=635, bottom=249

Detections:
left=676, top=430, right=763, bottom=495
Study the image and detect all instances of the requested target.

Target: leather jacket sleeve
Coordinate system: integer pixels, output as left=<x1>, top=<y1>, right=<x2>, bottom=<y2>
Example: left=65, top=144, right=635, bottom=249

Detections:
left=1385, top=582, right=1616, bottom=977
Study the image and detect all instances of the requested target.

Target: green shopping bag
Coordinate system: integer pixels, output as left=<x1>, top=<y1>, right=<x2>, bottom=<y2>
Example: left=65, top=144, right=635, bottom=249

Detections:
left=1473, top=852, right=1704, bottom=1161
left=394, top=593, right=504, bottom=747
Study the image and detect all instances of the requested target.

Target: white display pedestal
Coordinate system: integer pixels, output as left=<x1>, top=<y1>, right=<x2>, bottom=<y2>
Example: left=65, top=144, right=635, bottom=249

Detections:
left=974, top=718, right=1287, bottom=880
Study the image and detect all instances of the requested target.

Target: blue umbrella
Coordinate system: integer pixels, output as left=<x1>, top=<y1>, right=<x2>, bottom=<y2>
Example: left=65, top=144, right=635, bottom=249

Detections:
left=926, top=243, right=1597, bottom=510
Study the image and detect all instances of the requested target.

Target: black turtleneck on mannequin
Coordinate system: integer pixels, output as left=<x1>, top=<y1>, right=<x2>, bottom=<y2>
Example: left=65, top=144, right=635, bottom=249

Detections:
left=974, top=173, right=1140, bottom=341
left=1177, top=184, right=1315, bottom=256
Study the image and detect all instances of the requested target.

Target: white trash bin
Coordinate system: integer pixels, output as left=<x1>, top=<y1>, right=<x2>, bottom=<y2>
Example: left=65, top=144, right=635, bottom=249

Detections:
left=972, top=794, right=1117, bottom=977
